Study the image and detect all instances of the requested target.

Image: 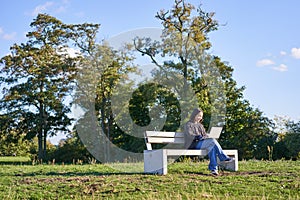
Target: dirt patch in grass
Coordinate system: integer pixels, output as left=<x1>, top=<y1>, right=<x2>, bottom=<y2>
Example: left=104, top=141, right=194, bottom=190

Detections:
left=222, top=171, right=298, bottom=177
left=182, top=170, right=298, bottom=178
left=19, top=176, right=102, bottom=184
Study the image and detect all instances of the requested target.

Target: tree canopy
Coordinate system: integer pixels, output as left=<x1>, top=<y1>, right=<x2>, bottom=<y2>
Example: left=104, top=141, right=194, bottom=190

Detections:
left=0, top=1, right=298, bottom=161
left=0, top=14, right=99, bottom=160
left=132, top=0, right=275, bottom=159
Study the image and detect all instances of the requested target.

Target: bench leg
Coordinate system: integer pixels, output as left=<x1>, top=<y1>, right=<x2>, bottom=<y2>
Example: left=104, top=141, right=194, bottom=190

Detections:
left=144, top=149, right=167, bottom=175
left=221, top=150, right=238, bottom=171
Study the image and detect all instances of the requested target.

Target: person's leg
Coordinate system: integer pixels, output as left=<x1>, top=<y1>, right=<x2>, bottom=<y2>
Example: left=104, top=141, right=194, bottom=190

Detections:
left=194, top=139, right=231, bottom=174
left=211, top=139, right=231, bottom=161
left=202, top=138, right=230, bottom=161
left=207, top=145, right=218, bottom=171
left=195, top=139, right=218, bottom=172
left=194, top=140, right=204, bottom=149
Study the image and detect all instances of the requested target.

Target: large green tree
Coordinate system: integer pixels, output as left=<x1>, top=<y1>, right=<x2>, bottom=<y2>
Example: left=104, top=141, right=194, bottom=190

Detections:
left=0, top=115, right=32, bottom=156
left=0, top=14, right=99, bottom=160
left=132, top=0, right=274, bottom=159
left=74, top=41, right=139, bottom=161
left=134, top=0, right=220, bottom=128
left=212, top=57, right=275, bottom=159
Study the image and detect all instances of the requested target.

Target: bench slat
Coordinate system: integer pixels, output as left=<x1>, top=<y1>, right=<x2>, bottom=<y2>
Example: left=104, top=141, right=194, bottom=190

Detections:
left=145, top=131, right=185, bottom=138
left=147, top=137, right=185, bottom=144
left=166, top=149, right=207, bottom=156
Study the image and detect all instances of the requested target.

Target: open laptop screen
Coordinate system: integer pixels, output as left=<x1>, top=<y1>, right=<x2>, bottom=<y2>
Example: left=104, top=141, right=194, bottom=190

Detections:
left=207, top=127, right=223, bottom=138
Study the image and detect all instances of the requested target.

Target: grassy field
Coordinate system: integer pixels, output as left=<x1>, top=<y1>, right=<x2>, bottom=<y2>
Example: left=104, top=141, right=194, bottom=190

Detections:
left=0, top=157, right=299, bottom=200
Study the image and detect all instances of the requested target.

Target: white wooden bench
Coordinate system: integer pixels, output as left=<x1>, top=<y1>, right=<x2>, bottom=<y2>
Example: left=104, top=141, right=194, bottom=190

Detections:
left=143, top=131, right=238, bottom=175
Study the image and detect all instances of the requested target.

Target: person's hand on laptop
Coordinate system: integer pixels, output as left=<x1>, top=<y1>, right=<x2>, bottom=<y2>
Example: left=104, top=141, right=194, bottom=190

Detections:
left=201, top=134, right=209, bottom=140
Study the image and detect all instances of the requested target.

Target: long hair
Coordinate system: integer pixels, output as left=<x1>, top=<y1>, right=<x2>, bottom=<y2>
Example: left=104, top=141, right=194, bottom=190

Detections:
left=189, top=108, right=203, bottom=122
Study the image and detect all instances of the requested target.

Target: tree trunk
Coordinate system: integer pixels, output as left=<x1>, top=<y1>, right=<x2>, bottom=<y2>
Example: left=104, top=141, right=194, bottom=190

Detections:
left=100, top=97, right=109, bottom=162
left=38, top=97, right=47, bottom=161
left=38, top=129, right=43, bottom=161
left=43, top=128, right=47, bottom=160
left=38, top=101, right=44, bottom=161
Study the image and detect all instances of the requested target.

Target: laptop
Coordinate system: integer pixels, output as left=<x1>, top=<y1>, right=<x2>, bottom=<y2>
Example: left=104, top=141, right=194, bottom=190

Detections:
left=207, top=127, right=223, bottom=139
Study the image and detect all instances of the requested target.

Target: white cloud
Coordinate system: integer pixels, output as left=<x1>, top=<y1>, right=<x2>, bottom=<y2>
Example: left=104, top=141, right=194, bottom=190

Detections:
left=62, top=0, right=70, bottom=4
left=2, top=32, right=17, bottom=40
left=0, top=28, right=16, bottom=41
left=280, top=51, right=287, bottom=56
left=30, top=1, right=70, bottom=16
left=54, top=0, right=70, bottom=14
left=56, top=5, right=67, bottom=13
left=273, top=64, right=288, bottom=72
left=31, top=2, right=54, bottom=16
left=256, top=59, right=275, bottom=67
left=291, top=48, right=300, bottom=59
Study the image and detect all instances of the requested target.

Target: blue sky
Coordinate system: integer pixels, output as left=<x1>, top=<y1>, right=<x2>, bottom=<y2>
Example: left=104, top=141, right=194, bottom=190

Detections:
left=1, top=0, right=300, bottom=123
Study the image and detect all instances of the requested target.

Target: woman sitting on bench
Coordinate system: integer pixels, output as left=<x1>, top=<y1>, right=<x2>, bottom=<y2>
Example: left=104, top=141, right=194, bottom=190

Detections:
left=184, top=108, right=232, bottom=176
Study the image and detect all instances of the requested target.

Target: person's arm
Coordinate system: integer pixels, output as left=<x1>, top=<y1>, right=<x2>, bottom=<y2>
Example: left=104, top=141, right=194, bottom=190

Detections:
left=194, top=135, right=202, bottom=140
left=185, top=122, right=204, bottom=141
left=195, top=123, right=208, bottom=140
left=185, top=122, right=198, bottom=137
left=197, top=123, right=208, bottom=140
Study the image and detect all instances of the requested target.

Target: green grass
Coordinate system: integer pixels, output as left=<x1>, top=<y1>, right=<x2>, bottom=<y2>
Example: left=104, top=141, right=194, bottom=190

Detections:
left=0, top=156, right=31, bottom=163
left=0, top=158, right=299, bottom=199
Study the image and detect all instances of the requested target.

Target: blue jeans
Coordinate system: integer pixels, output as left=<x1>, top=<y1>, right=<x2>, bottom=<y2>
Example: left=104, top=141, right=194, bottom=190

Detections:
left=194, top=138, right=230, bottom=171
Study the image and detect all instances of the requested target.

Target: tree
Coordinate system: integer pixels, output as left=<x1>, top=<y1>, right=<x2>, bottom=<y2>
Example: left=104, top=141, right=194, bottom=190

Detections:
left=132, top=0, right=274, bottom=159
left=74, top=41, right=139, bottom=162
left=0, top=14, right=100, bottom=160
left=133, top=0, right=220, bottom=128
left=47, top=131, right=93, bottom=163
left=211, top=57, right=275, bottom=160
left=273, top=119, right=300, bottom=160
left=0, top=115, right=32, bottom=156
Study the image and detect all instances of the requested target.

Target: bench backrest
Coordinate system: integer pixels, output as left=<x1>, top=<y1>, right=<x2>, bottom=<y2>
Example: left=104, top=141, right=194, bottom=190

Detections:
left=144, top=131, right=185, bottom=150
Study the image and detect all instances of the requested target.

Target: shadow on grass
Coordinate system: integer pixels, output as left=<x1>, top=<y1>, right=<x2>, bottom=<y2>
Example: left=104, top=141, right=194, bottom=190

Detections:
left=46, top=171, right=147, bottom=176
left=0, top=161, right=32, bottom=165
left=14, top=171, right=156, bottom=177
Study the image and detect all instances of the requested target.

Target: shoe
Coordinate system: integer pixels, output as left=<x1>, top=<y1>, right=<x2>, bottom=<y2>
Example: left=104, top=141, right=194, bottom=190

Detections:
left=211, top=170, right=219, bottom=176
left=224, top=157, right=234, bottom=162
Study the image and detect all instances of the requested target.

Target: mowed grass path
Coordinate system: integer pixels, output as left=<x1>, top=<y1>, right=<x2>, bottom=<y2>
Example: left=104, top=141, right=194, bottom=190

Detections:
left=0, top=158, right=299, bottom=200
